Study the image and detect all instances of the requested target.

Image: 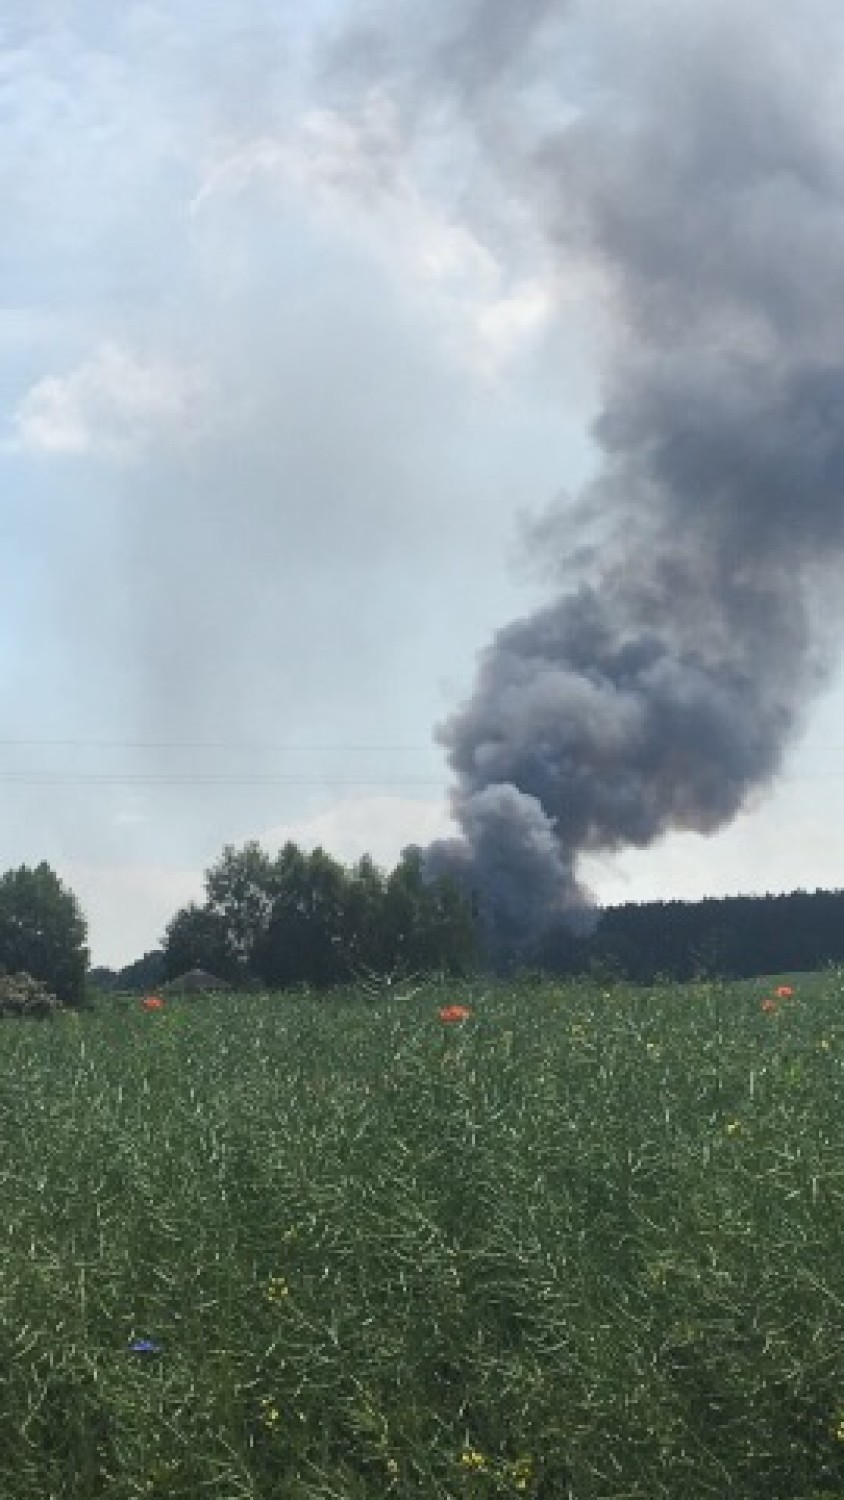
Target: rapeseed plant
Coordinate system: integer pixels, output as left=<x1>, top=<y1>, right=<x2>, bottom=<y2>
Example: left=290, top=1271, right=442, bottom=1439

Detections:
left=6, top=978, right=844, bottom=1498
left=505, top=1456, right=535, bottom=1491
left=259, top=1397, right=281, bottom=1430
left=459, top=1448, right=488, bottom=1471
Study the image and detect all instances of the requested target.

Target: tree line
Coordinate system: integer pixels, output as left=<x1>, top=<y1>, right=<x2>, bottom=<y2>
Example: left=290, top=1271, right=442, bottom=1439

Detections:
left=563, top=889, right=844, bottom=983
left=130, top=849, right=844, bottom=989
left=159, top=841, right=476, bottom=987
left=8, top=845, right=844, bottom=1006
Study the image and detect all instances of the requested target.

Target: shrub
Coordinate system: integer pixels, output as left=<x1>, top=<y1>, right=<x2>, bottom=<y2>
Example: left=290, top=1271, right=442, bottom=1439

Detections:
left=0, top=864, right=89, bottom=1006
left=0, top=971, right=60, bottom=1019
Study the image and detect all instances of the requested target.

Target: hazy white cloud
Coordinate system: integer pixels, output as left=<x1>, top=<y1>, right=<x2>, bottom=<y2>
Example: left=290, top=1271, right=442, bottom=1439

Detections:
left=262, top=795, right=456, bottom=872
left=581, top=794, right=844, bottom=907
left=190, top=94, right=406, bottom=217
left=13, top=343, right=210, bottom=459
left=190, top=100, right=561, bottom=378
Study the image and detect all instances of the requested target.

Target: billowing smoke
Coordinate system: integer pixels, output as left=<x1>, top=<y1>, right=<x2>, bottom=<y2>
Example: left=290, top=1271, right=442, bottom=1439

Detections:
left=333, top=0, right=844, bottom=957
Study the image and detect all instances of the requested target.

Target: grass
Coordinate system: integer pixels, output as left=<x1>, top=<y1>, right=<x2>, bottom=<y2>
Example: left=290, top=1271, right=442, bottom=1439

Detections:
left=2, top=972, right=844, bottom=1496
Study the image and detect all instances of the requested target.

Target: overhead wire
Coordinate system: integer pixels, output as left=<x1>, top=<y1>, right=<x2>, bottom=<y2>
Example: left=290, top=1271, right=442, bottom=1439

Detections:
left=0, top=737, right=841, bottom=785
left=0, top=774, right=446, bottom=786
left=0, top=736, right=446, bottom=786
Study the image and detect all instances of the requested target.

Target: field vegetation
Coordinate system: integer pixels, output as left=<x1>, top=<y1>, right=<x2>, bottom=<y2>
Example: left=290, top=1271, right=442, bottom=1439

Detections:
left=2, top=973, right=844, bottom=1497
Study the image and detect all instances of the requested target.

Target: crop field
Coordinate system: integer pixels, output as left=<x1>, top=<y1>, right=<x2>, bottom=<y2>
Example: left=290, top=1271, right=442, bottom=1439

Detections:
left=2, top=973, right=844, bottom=1498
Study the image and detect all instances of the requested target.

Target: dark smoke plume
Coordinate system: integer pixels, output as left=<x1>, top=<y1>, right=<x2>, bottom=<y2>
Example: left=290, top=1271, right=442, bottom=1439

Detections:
left=333, top=0, right=844, bottom=958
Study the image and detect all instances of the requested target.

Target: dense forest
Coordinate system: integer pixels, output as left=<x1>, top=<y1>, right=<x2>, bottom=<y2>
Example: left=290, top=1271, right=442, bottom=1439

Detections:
left=92, top=842, right=476, bottom=992
left=541, top=888, right=844, bottom=982
left=88, top=839, right=844, bottom=991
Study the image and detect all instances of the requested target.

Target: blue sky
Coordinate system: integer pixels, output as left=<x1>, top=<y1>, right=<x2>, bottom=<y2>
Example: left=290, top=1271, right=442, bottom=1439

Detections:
left=4, top=0, right=844, bottom=965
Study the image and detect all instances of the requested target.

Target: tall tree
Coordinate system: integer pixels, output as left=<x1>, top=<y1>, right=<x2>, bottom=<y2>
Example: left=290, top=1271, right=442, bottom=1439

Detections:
left=205, top=842, right=277, bottom=968
left=382, top=849, right=477, bottom=975
left=0, top=862, right=88, bottom=1006
left=162, top=839, right=478, bottom=991
left=344, top=854, right=388, bottom=972
left=117, top=949, right=165, bottom=992
left=256, top=845, right=351, bottom=987
left=162, top=903, right=234, bottom=981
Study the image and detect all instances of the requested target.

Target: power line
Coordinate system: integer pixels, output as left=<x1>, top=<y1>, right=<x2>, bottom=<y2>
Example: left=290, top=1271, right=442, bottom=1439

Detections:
left=0, top=773, right=447, bottom=786
left=2, top=736, right=844, bottom=761
left=0, top=770, right=841, bottom=789
left=0, top=738, right=435, bottom=751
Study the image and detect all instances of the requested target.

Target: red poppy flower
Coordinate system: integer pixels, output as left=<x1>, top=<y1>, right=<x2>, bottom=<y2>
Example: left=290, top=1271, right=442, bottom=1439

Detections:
left=760, top=998, right=777, bottom=1014
left=439, top=1004, right=472, bottom=1024
left=774, top=985, right=794, bottom=999
left=141, top=996, right=164, bottom=1011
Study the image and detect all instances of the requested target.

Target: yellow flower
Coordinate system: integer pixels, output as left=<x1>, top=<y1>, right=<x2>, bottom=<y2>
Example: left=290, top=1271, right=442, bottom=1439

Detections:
left=386, top=1457, right=399, bottom=1477
left=267, top=1275, right=290, bottom=1303
left=725, top=1119, right=741, bottom=1135
left=507, top=1455, right=534, bottom=1490
left=460, top=1448, right=488, bottom=1471
left=259, top=1397, right=281, bottom=1429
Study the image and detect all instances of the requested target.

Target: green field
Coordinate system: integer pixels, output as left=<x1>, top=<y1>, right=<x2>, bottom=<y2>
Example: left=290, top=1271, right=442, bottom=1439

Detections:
left=2, top=973, right=844, bottom=1498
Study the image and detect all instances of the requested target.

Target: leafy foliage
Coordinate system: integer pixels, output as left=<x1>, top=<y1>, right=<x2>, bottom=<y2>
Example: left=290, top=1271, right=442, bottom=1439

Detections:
left=0, top=863, right=88, bottom=1006
left=114, top=948, right=165, bottom=992
left=160, top=838, right=844, bottom=989
left=0, top=971, right=59, bottom=1019
left=569, top=888, right=844, bottom=983
left=91, top=950, right=165, bottom=994
left=3, top=974, right=844, bottom=1496
left=163, top=841, right=477, bottom=987
left=162, top=902, right=237, bottom=982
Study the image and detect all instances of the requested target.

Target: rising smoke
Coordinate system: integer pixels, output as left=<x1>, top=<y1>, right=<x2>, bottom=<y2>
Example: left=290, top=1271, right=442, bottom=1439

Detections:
left=332, top=0, right=844, bottom=958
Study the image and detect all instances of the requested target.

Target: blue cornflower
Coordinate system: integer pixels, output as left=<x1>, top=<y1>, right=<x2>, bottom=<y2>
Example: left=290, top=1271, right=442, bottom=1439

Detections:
left=128, top=1338, right=162, bottom=1354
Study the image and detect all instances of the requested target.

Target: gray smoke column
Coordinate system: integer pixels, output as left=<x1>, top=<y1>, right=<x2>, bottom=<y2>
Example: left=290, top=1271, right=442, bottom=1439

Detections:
left=334, top=0, right=844, bottom=957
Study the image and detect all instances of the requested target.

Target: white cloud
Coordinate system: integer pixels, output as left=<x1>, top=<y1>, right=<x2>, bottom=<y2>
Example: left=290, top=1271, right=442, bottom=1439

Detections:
left=13, top=342, right=210, bottom=460
left=261, top=794, right=456, bottom=872
left=581, top=780, right=844, bottom=908
left=473, top=278, right=558, bottom=368
left=190, top=93, right=408, bottom=219
left=190, top=99, right=562, bottom=378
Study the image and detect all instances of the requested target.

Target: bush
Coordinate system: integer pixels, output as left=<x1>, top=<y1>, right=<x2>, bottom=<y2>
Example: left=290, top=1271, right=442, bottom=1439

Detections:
left=0, top=972, right=60, bottom=1019
left=0, top=863, right=88, bottom=1007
